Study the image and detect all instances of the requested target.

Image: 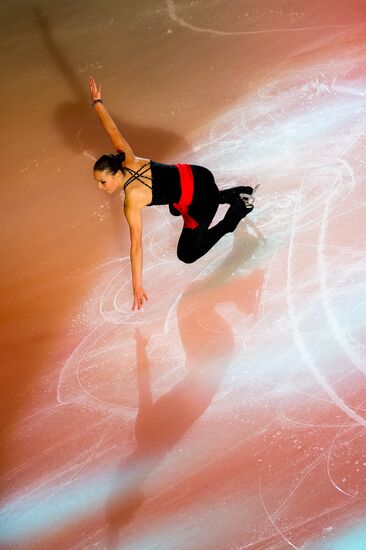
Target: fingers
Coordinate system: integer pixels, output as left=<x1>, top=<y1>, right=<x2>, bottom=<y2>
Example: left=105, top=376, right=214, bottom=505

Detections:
left=132, top=289, right=149, bottom=311
left=88, top=76, right=101, bottom=99
left=132, top=295, right=141, bottom=311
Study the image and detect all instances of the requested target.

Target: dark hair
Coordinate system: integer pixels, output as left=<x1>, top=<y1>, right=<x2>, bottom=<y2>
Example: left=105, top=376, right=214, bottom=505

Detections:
left=93, top=151, right=126, bottom=174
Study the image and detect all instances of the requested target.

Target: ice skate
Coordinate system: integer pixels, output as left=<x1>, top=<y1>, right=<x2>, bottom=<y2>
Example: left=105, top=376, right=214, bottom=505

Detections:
left=239, top=184, right=260, bottom=208
left=219, top=185, right=254, bottom=205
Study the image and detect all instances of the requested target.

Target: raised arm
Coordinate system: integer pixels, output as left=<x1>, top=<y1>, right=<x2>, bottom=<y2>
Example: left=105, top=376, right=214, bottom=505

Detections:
left=124, top=192, right=149, bottom=311
left=89, top=76, right=135, bottom=162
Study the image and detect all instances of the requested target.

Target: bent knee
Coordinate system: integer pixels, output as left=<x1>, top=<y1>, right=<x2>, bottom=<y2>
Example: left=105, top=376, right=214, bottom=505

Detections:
left=177, top=243, right=199, bottom=264
left=177, top=250, right=197, bottom=264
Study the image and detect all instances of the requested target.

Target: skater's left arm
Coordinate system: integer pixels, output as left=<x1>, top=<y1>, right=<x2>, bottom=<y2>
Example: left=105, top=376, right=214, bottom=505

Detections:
left=124, top=193, right=149, bottom=311
left=88, top=76, right=135, bottom=162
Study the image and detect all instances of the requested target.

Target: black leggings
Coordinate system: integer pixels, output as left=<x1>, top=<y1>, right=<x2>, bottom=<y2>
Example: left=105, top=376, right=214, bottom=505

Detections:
left=176, top=165, right=248, bottom=264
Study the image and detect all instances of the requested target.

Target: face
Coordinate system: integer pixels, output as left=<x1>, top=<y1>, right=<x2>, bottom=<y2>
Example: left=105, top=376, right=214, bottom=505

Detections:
left=93, top=169, right=123, bottom=194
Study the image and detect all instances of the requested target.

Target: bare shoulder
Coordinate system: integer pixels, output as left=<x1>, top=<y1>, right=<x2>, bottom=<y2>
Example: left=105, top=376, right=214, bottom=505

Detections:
left=134, top=155, right=151, bottom=163
left=123, top=188, right=146, bottom=221
left=124, top=156, right=151, bottom=170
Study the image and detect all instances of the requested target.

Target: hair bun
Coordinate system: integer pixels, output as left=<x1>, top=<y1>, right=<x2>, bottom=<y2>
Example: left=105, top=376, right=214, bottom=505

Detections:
left=115, top=151, right=126, bottom=164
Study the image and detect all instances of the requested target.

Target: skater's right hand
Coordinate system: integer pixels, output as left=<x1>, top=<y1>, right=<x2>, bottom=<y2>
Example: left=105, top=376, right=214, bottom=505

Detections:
left=88, top=76, right=102, bottom=102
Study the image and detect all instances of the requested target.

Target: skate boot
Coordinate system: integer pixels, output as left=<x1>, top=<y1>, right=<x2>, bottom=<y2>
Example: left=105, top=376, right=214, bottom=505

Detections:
left=219, top=185, right=254, bottom=205
left=239, top=184, right=260, bottom=208
left=225, top=192, right=256, bottom=232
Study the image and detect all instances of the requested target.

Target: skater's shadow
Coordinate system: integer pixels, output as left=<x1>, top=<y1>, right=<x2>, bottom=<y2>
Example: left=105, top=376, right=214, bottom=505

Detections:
left=105, top=221, right=266, bottom=548
left=33, top=7, right=188, bottom=161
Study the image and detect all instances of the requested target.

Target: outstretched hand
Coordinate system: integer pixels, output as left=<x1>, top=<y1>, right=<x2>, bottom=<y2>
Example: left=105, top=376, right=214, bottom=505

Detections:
left=88, top=76, right=102, bottom=102
left=132, top=285, right=149, bottom=311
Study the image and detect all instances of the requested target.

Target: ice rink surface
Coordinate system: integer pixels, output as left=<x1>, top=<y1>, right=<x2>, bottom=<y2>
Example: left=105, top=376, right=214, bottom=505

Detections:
left=1, top=1, right=366, bottom=548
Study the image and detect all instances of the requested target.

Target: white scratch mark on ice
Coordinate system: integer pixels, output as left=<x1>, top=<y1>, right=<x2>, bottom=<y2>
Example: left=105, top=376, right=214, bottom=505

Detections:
left=82, top=150, right=96, bottom=162
left=317, top=158, right=366, bottom=375
left=166, top=0, right=357, bottom=36
left=286, top=182, right=366, bottom=427
left=280, top=411, right=355, bottom=429
left=258, top=472, right=300, bottom=549
left=326, top=431, right=355, bottom=497
left=272, top=455, right=325, bottom=520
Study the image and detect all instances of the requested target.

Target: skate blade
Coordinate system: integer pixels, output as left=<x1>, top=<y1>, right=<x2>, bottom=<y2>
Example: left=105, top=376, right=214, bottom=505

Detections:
left=239, top=184, right=260, bottom=206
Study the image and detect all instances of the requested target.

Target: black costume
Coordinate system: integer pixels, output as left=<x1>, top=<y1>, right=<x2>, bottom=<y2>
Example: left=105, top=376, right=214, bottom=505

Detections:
left=124, top=161, right=253, bottom=263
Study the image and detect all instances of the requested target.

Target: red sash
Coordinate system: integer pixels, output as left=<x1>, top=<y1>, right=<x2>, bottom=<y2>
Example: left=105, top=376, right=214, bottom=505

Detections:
left=173, top=164, right=199, bottom=229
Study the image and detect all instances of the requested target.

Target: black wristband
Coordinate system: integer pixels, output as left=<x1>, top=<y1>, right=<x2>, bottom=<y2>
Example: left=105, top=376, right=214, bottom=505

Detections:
left=92, top=98, right=103, bottom=105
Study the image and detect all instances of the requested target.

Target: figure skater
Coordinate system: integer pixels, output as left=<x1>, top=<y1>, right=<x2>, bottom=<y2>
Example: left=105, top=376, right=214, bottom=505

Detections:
left=89, top=77, right=258, bottom=311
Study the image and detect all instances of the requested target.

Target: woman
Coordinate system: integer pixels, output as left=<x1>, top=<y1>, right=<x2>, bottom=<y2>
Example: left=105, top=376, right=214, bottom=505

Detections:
left=89, top=77, right=257, bottom=311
